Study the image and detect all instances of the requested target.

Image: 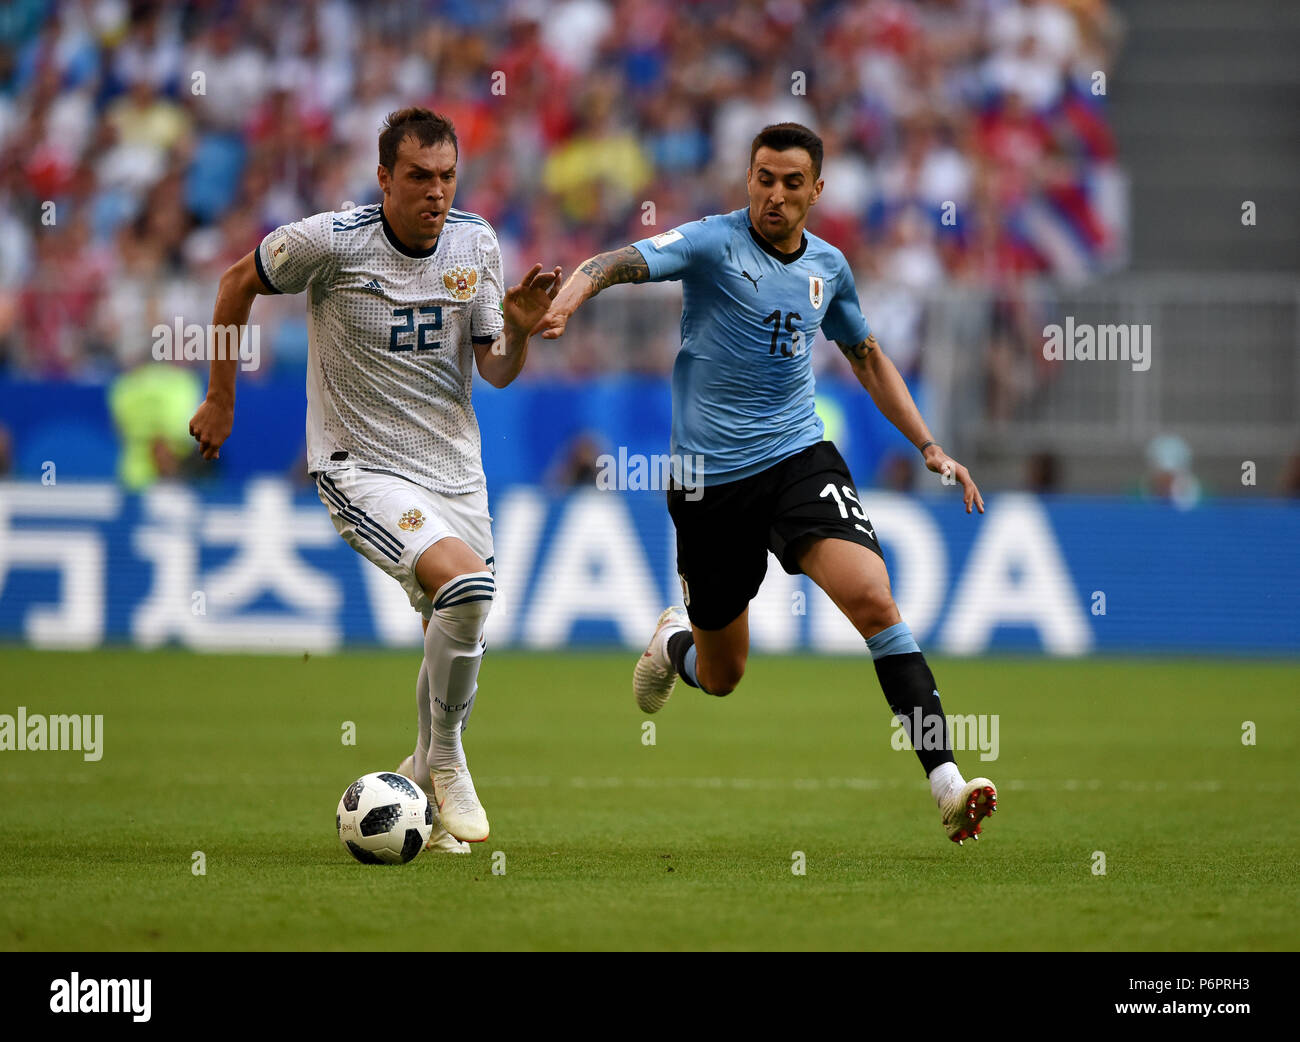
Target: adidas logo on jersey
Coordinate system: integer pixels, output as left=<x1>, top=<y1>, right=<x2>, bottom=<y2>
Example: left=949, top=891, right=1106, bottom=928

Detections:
left=361, top=279, right=382, bottom=293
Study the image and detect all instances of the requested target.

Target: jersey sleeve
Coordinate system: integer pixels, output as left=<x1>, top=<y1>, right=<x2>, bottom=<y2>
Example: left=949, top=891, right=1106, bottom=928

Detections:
left=471, top=228, right=505, bottom=344
left=255, top=211, right=335, bottom=295
left=630, top=216, right=727, bottom=282
left=821, top=254, right=871, bottom=346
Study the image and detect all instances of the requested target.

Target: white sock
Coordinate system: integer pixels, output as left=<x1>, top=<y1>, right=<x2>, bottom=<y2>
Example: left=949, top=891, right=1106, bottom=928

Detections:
left=424, top=625, right=482, bottom=772
left=423, top=571, right=493, bottom=774
left=410, top=659, right=433, bottom=793
left=929, top=761, right=963, bottom=806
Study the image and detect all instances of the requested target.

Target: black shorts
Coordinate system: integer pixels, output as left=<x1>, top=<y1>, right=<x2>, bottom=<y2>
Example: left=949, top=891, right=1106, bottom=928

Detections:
left=667, top=441, right=883, bottom=631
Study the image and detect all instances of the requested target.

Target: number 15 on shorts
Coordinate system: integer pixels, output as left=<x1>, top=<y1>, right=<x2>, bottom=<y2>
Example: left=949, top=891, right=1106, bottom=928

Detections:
left=820, top=483, right=874, bottom=537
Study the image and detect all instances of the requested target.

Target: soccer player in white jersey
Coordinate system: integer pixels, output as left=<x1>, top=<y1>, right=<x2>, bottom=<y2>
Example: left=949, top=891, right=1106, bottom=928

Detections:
left=189, top=108, right=561, bottom=852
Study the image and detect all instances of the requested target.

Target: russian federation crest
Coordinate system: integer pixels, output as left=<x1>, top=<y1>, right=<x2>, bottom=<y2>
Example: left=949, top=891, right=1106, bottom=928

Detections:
left=443, top=266, right=478, bottom=301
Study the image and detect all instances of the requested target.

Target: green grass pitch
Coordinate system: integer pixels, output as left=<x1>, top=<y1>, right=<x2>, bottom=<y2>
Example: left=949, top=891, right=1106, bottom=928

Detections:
left=1, top=647, right=1296, bottom=951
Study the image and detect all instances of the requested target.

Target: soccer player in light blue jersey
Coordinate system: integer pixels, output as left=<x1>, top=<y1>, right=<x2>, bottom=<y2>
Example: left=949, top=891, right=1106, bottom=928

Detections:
left=538, top=124, right=997, bottom=844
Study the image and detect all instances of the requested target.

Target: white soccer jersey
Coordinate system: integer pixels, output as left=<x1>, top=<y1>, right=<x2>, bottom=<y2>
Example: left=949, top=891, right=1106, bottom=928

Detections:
left=255, top=203, right=505, bottom=494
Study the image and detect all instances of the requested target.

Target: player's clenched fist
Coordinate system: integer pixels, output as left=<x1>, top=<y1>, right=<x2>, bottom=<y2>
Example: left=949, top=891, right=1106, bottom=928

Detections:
left=189, top=397, right=233, bottom=460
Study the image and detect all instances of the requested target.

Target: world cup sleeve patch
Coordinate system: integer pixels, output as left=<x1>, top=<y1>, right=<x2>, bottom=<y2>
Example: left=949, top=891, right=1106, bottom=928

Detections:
left=269, top=234, right=289, bottom=270
left=443, top=267, right=478, bottom=300
left=650, top=229, right=683, bottom=249
left=809, top=275, right=824, bottom=309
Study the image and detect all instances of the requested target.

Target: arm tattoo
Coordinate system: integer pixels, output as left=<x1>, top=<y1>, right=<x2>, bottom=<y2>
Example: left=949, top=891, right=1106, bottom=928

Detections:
left=579, top=246, right=650, bottom=291
left=838, top=334, right=878, bottom=362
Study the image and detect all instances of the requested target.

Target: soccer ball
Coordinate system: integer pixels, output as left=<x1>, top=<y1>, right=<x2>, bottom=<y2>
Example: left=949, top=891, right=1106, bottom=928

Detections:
left=336, top=771, right=433, bottom=864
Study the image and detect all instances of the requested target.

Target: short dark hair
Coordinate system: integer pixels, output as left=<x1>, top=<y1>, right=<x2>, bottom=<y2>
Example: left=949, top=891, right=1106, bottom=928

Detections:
left=749, top=123, right=823, bottom=179
left=379, top=108, right=458, bottom=171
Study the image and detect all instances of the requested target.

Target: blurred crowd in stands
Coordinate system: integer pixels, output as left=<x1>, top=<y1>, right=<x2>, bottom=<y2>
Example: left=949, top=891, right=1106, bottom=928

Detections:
left=0, top=0, right=1126, bottom=384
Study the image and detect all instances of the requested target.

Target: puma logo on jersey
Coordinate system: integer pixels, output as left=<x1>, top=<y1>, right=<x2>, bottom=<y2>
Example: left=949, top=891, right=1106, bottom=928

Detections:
left=740, top=269, right=763, bottom=292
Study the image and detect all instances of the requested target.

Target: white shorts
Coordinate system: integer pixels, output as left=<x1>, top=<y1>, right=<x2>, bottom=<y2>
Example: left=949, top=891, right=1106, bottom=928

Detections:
left=314, top=465, right=495, bottom=618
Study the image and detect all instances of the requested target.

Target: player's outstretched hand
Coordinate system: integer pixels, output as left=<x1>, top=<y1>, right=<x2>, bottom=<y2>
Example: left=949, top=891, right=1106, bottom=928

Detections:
left=504, top=263, right=562, bottom=338
left=532, top=270, right=591, bottom=340
left=923, top=444, right=985, bottom=514
left=533, top=305, right=566, bottom=340
left=189, top=397, right=234, bottom=461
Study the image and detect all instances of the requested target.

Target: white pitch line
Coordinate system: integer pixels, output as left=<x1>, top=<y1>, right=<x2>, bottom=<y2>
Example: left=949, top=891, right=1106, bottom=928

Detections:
left=11, top=775, right=1283, bottom=794
left=478, top=776, right=1281, bottom=793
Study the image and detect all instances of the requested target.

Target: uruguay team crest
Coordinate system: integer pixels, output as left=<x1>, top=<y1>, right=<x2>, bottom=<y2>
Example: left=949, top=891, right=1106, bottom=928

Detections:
left=398, top=508, right=425, bottom=531
left=809, top=275, right=824, bottom=309
left=443, top=266, right=478, bottom=301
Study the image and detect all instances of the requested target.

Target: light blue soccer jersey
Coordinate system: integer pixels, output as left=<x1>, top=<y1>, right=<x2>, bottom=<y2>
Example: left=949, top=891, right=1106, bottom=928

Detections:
left=632, top=207, right=870, bottom=486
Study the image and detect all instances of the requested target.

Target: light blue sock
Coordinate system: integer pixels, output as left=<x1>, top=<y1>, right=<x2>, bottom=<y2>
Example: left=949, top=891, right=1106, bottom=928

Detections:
left=681, top=645, right=699, bottom=687
left=866, top=621, right=920, bottom=660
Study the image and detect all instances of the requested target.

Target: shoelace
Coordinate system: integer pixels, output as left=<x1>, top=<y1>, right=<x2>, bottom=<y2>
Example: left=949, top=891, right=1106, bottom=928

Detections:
left=440, top=769, right=480, bottom=813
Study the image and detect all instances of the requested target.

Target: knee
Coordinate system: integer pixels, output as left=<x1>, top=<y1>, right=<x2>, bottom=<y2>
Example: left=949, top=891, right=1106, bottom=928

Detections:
left=697, top=654, right=746, bottom=696
left=430, top=571, right=495, bottom=643
left=845, top=584, right=899, bottom=633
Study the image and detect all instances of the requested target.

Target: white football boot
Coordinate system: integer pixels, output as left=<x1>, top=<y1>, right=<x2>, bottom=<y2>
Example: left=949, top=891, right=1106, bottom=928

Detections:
left=432, top=763, right=490, bottom=843
left=396, top=754, right=471, bottom=854
left=633, top=606, right=691, bottom=713
left=939, top=776, right=998, bottom=845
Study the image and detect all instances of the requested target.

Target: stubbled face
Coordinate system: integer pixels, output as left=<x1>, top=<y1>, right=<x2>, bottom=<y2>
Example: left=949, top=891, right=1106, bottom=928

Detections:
left=378, top=136, right=458, bottom=247
left=746, top=145, right=822, bottom=247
